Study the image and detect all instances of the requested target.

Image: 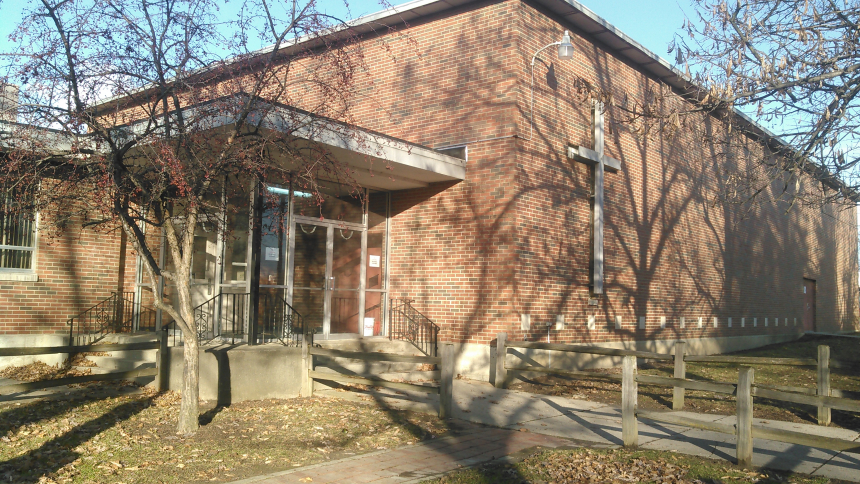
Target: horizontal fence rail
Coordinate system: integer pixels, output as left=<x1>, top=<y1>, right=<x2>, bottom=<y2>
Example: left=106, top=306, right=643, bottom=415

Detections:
left=304, top=342, right=454, bottom=418
left=495, top=333, right=857, bottom=428
left=621, top=358, right=860, bottom=465
left=0, top=338, right=167, bottom=395
left=505, top=339, right=673, bottom=361
left=636, top=374, right=738, bottom=395
left=752, top=386, right=860, bottom=413
left=0, top=342, right=159, bottom=357
left=683, top=355, right=819, bottom=366
left=0, top=367, right=158, bottom=394
left=505, top=365, right=622, bottom=383
left=307, top=371, right=440, bottom=395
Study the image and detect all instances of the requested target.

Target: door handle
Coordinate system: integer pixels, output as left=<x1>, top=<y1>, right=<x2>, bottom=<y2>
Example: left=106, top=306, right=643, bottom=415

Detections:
left=329, top=277, right=335, bottom=291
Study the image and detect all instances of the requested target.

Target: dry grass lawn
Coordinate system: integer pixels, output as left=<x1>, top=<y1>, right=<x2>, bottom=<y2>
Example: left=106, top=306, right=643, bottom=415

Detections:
left=0, top=385, right=449, bottom=483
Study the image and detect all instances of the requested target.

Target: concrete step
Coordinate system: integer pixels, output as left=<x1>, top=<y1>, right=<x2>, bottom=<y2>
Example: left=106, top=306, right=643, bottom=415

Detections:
left=312, top=337, right=436, bottom=374
left=316, top=337, right=431, bottom=356
left=72, top=332, right=158, bottom=346
left=101, top=332, right=158, bottom=344
left=314, top=360, right=426, bottom=375
left=96, top=348, right=158, bottom=360
left=377, top=370, right=440, bottom=382
left=75, top=361, right=155, bottom=374
left=85, top=356, right=154, bottom=371
left=312, top=366, right=439, bottom=388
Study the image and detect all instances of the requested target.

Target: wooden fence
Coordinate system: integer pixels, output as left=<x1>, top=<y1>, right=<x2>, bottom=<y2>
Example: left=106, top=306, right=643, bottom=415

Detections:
left=303, top=340, right=455, bottom=418
left=496, top=334, right=857, bottom=425
left=672, top=341, right=859, bottom=425
left=495, top=333, right=860, bottom=466
left=494, top=332, right=673, bottom=388
left=622, top=356, right=860, bottom=466
left=0, top=333, right=170, bottom=395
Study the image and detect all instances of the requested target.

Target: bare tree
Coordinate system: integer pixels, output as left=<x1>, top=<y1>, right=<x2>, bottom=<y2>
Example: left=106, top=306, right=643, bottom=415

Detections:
left=669, top=0, right=860, bottom=208
left=0, top=0, right=398, bottom=434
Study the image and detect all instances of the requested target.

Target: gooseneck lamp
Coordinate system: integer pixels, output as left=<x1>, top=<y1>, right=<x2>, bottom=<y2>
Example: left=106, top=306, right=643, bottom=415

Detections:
left=528, top=31, right=575, bottom=140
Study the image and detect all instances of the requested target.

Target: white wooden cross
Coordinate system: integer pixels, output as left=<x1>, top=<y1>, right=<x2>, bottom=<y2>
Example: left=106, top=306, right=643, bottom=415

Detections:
left=568, top=101, right=622, bottom=295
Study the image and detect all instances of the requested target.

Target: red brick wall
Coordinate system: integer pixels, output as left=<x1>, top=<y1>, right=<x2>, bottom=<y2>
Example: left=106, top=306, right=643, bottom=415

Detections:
left=0, top=211, right=135, bottom=335
left=4, top=0, right=857, bottom=344
left=384, top=0, right=859, bottom=345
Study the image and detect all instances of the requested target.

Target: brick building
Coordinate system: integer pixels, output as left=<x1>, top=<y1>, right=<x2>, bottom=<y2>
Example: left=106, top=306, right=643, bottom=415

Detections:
left=2, top=0, right=858, bottom=378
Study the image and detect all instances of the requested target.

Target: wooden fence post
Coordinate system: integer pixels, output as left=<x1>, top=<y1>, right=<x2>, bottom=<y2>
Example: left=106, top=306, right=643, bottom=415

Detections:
left=302, top=338, right=313, bottom=397
left=818, top=345, right=831, bottom=426
left=440, top=343, right=455, bottom=419
left=736, top=366, right=754, bottom=467
left=622, top=355, right=638, bottom=448
left=495, top=333, right=508, bottom=389
left=157, top=325, right=169, bottom=392
left=673, top=341, right=686, bottom=410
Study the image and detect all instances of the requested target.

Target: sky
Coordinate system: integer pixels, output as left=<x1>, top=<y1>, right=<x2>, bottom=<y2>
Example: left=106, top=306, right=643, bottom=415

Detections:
left=0, top=0, right=692, bottom=68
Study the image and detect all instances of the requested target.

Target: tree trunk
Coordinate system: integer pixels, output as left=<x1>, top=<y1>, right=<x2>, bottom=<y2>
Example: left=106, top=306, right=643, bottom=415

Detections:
left=174, top=253, right=200, bottom=435
left=177, top=333, right=200, bottom=435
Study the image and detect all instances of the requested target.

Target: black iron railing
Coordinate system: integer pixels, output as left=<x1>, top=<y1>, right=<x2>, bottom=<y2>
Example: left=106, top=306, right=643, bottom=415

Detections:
left=259, top=293, right=307, bottom=346
left=388, top=298, right=439, bottom=357
left=117, top=291, right=158, bottom=332
left=67, top=291, right=156, bottom=345
left=133, top=293, right=158, bottom=332
left=193, top=292, right=250, bottom=344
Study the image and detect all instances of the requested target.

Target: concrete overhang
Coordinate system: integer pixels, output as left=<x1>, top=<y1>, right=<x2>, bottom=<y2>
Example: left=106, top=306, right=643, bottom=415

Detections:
left=299, top=128, right=466, bottom=191
left=0, top=120, right=80, bottom=155
left=117, top=100, right=466, bottom=192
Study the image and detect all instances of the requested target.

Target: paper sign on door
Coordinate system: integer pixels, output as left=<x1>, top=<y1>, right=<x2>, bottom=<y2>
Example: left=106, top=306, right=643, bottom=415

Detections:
left=369, top=255, right=380, bottom=267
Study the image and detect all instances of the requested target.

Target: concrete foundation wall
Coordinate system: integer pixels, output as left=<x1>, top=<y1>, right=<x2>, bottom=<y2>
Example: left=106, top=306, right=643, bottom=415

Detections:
left=0, top=334, right=68, bottom=369
left=453, top=332, right=804, bottom=383
left=166, top=345, right=303, bottom=404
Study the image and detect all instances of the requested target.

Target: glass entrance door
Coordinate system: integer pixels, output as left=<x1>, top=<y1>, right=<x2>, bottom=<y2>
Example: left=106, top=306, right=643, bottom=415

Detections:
left=330, top=226, right=362, bottom=334
left=290, top=219, right=364, bottom=337
left=290, top=221, right=329, bottom=335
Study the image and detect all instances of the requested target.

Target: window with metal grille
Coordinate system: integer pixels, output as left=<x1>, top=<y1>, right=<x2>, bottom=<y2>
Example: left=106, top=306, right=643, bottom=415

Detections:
left=0, top=190, right=36, bottom=271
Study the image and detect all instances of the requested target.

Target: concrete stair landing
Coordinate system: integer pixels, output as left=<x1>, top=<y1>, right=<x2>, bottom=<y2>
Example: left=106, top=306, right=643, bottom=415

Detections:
left=312, top=337, right=440, bottom=389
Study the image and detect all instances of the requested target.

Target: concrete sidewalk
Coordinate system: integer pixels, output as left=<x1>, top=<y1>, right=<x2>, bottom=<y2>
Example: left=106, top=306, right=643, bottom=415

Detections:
left=442, top=379, right=860, bottom=480
left=230, top=422, right=573, bottom=483
left=256, top=378, right=860, bottom=483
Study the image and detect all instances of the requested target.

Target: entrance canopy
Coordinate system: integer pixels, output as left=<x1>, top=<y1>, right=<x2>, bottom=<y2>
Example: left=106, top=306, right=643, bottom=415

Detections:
left=293, top=127, right=466, bottom=190
left=118, top=98, right=466, bottom=191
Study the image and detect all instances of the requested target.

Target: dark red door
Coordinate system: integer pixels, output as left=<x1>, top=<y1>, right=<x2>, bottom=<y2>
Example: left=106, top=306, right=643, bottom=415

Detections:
left=802, top=279, right=816, bottom=331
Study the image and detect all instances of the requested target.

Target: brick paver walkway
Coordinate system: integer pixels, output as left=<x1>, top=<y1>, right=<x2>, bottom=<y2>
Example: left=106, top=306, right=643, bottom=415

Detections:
left=230, top=423, right=571, bottom=484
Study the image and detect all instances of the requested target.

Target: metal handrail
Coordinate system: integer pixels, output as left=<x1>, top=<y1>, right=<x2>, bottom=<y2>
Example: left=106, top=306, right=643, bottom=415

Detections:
left=388, top=298, right=440, bottom=357
left=259, top=293, right=308, bottom=346
left=67, top=293, right=119, bottom=345
left=67, top=291, right=160, bottom=345
left=192, top=292, right=250, bottom=345
left=67, top=291, right=155, bottom=345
